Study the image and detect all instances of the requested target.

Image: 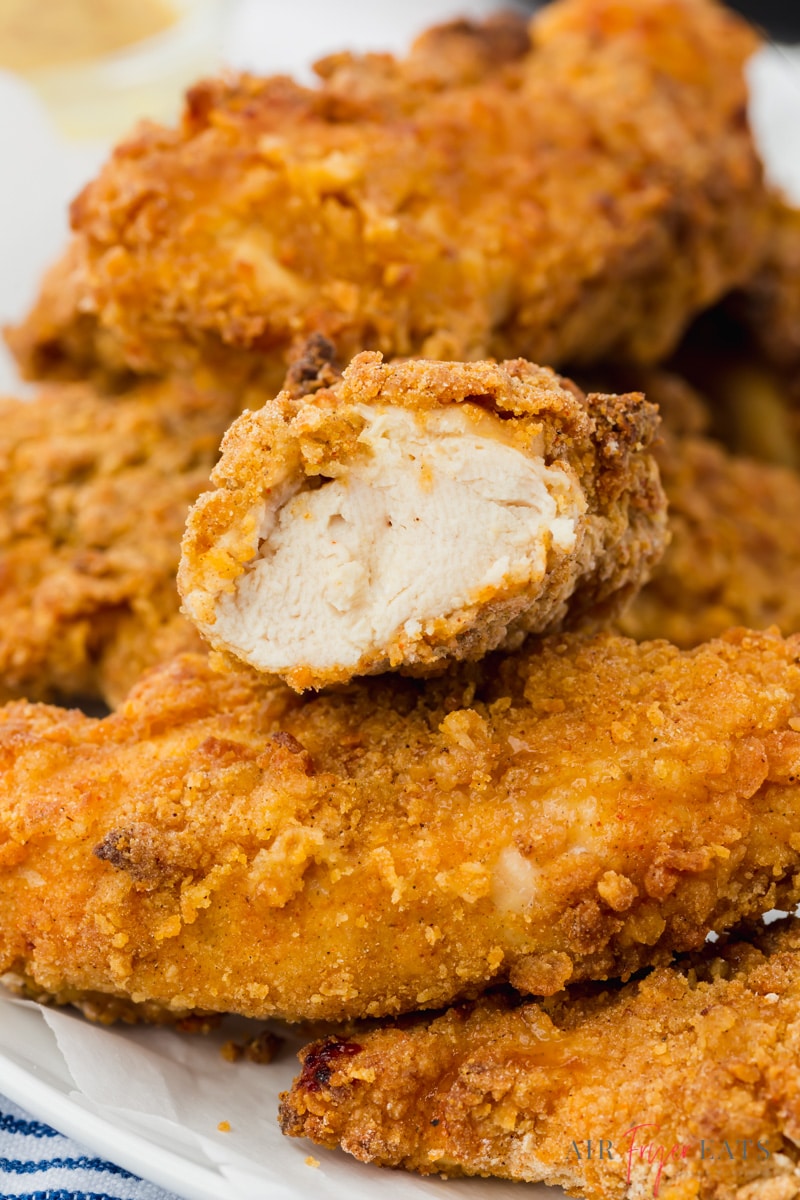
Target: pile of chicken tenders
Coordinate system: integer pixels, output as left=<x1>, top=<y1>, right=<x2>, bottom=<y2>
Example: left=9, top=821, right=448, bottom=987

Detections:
left=3, top=0, right=800, bottom=1196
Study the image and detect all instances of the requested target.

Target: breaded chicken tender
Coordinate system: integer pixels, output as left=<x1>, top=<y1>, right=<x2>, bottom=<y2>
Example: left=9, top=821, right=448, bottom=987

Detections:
left=8, top=0, right=767, bottom=382
left=0, top=371, right=243, bottom=706
left=179, top=351, right=666, bottom=690
left=3, top=239, right=131, bottom=387
left=3, top=631, right=800, bottom=1023
left=619, top=430, right=800, bottom=646
left=280, top=918, right=800, bottom=1199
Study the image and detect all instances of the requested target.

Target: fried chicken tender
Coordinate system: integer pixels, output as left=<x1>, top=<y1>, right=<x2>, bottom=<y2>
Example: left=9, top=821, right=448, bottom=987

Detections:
left=179, top=351, right=666, bottom=690
left=3, top=238, right=131, bottom=387
left=0, top=371, right=244, bottom=706
left=8, top=0, right=767, bottom=382
left=4, top=630, right=800, bottom=1023
left=280, top=918, right=800, bottom=1199
left=619, top=429, right=800, bottom=646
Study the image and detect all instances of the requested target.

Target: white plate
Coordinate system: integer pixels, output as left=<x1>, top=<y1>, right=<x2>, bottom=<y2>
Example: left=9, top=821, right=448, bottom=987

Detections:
left=0, top=988, right=544, bottom=1200
left=0, top=996, right=217, bottom=1200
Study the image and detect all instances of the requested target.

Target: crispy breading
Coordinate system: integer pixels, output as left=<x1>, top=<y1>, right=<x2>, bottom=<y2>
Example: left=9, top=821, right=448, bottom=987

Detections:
left=0, top=371, right=244, bottom=706
left=280, top=918, right=800, bottom=1199
left=2, top=238, right=131, bottom=387
left=616, top=368, right=712, bottom=439
left=619, top=430, right=800, bottom=646
left=557, top=368, right=800, bottom=646
left=8, top=0, right=767, bottom=382
left=3, top=631, right=800, bottom=1023
left=179, top=352, right=666, bottom=690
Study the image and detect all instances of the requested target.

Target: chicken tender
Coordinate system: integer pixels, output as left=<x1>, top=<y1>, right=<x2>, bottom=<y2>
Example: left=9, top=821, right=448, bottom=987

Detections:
left=8, top=0, right=767, bottom=382
left=3, top=630, right=800, bottom=1023
left=3, top=239, right=131, bottom=387
left=619, top=430, right=800, bottom=646
left=0, top=371, right=243, bottom=706
left=179, top=352, right=666, bottom=690
left=280, top=918, right=800, bottom=1199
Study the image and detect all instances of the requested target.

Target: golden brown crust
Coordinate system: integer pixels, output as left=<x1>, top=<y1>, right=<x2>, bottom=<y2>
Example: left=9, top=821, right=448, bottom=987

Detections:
left=11, top=0, right=767, bottom=381
left=179, top=351, right=667, bottom=689
left=3, top=238, right=131, bottom=387
left=0, top=969, right=210, bottom=1027
left=586, top=367, right=713, bottom=439
left=3, top=630, right=800, bottom=1022
left=619, top=429, right=800, bottom=646
left=0, top=371, right=244, bottom=706
left=279, top=919, right=800, bottom=1199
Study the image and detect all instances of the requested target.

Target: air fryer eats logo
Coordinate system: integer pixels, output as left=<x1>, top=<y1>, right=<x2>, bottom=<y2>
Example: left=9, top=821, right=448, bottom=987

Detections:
left=568, top=1125, right=771, bottom=1197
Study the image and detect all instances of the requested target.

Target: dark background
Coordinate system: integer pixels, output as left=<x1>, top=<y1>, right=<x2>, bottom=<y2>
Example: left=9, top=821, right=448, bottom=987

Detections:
left=526, top=1, right=800, bottom=40
left=726, top=1, right=800, bottom=40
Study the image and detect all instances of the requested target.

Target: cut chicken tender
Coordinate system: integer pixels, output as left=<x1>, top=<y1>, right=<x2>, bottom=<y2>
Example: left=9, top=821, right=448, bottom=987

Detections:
left=8, top=0, right=768, bottom=382
left=179, top=353, right=666, bottom=690
left=280, top=918, right=800, bottom=1199
left=619, top=428, right=800, bottom=646
left=4, top=630, right=800, bottom=1024
left=0, top=371, right=245, bottom=706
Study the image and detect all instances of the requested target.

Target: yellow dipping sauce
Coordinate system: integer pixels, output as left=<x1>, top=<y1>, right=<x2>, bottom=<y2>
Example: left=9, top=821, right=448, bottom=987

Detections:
left=0, top=0, right=176, bottom=73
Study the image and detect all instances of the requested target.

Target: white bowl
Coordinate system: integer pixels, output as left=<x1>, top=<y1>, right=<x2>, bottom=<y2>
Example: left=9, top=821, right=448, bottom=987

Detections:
left=22, top=0, right=228, bottom=139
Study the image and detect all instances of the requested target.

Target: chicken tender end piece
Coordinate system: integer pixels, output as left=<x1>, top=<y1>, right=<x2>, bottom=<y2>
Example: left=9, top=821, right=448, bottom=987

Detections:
left=180, top=352, right=666, bottom=690
left=280, top=919, right=800, bottom=1200
left=0, top=372, right=243, bottom=706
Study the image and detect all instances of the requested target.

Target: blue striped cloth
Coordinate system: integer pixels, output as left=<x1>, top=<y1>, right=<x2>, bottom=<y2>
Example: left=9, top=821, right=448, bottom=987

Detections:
left=0, top=1099, right=178, bottom=1200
